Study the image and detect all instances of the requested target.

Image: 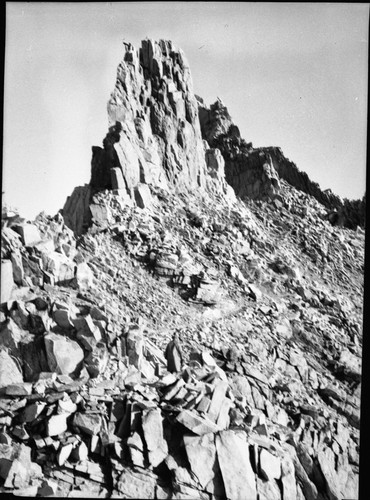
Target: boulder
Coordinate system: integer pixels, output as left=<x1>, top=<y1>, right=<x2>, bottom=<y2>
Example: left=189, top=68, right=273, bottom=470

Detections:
left=47, top=414, right=68, bottom=436
left=134, top=183, right=152, bottom=209
left=281, top=457, right=297, bottom=500
left=126, top=326, right=144, bottom=368
left=10, top=251, right=24, bottom=285
left=0, top=350, right=23, bottom=389
left=71, top=441, right=88, bottom=462
left=207, top=380, right=229, bottom=422
left=21, top=402, right=46, bottom=423
left=1, top=227, right=23, bottom=254
left=41, top=251, right=76, bottom=284
left=176, top=409, right=221, bottom=435
left=115, top=467, right=157, bottom=499
left=44, top=332, right=84, bottom=375
left=84, top=343, right=109, bottom=378
left=53, top=308, right=74, bottom=329
left=317, top=445, right=357, bottom=500
left=215, top=430, right=257, bottom=500
left=141, top=408, right=168, bottom=467
left=259, top=449, right=281, bottom=480
left=62, top=184, right=92, bottom=236
left=12, top=224, right=41, bottom=246
left=74, top=315, right=102, bottom=351
left=274, top=318, right=293, bottom=339
left=0, top=318, right=24, bottom=354
left=336, top=349, right=361, bottom=381
left=21, top=337, right=50, bottom=382
left=184, top=433, right=225, bottom=496
left=57, top=443, right=73, bottom=466
left=73, top=412, right=102, bottom=435
left=5, top=382, right=32, bottom=396
left=76, top=262, right=94, bottom=290
left=196, top=280, right=222, bottom=304
left=127, top=432, right=145, bottom=467
left=229, top=375, right=254, bottom=407
left=248, top=283, right=262, bottom=301
left=256, top=476, right=282, bottom=500
left=90, top=202, right=112, bottom=229
left=0, top=443, right=42, bottom=490
left=1, top=260, right=14, bottom=304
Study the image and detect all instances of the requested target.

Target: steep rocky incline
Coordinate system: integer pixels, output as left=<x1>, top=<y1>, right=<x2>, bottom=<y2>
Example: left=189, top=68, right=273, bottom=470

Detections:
left=198, top=98, right=366, bottom=229
left=0, top=39, right=364, bottom=500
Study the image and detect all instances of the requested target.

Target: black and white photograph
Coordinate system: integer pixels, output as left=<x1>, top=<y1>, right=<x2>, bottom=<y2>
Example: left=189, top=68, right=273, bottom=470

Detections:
left=1, top=2, right=368, bottom=499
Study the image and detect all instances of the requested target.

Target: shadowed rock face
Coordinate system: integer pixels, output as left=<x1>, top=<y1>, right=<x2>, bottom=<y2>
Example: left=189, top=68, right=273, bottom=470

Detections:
left=198, top=98, right=365, bottom=229
left=91, top=39, right=207, bottom=196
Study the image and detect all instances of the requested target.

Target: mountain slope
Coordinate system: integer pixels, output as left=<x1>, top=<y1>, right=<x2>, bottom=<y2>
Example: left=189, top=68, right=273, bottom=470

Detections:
left=0, top=39, right=364, bottom=500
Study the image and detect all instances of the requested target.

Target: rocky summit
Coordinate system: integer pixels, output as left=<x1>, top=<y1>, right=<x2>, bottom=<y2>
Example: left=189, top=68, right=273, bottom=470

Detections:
left=0, top=39, right=365, bottom=499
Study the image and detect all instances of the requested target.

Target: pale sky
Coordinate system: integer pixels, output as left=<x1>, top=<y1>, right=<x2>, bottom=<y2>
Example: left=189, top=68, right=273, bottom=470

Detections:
left=3, top=2, right=369, bottom=219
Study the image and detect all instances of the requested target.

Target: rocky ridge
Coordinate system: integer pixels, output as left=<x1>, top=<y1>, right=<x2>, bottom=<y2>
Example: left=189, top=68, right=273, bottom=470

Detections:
left=0, top=39, right=364, bottom=499
left=198, top=97, right=366, bottom=229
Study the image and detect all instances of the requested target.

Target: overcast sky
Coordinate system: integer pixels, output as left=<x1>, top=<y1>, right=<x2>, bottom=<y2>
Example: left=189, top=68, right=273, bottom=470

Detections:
left=3, top=2, right=369, bottom=219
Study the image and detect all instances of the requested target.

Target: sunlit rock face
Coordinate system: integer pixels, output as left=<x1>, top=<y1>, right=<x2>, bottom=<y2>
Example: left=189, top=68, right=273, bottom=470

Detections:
left=91, top=39, right=208, bottom=196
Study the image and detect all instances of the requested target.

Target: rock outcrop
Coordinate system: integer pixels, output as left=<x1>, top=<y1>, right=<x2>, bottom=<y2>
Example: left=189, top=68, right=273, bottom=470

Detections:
left=198, top=98, right=365, bottom=229
left=93, top=40, right=208, bottom=196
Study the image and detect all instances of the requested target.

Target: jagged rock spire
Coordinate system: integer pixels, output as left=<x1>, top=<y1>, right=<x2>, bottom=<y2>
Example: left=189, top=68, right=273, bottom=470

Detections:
left=91, top=39, right=208, bottom=197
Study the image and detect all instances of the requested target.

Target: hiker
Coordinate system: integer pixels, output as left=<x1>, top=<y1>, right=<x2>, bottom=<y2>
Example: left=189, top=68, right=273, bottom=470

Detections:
left=165, top=332, right=183, bottom=373
left=147, top=246, right=158, bottom=276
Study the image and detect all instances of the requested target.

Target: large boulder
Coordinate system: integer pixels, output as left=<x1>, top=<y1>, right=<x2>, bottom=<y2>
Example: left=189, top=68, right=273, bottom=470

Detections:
left=0, top=442, right=42, bottom=489
left=141, top=408, right=168, bottom=467
left=41, top=251, right=76, bottom=284
left=0, top=349, right=23, bottom=389
left=184, top=433, right=225, bottom=496
left=12, top=223, right=41, bottom=246
left=21, top=337, right=50, bottom=382
left=62, top=185, right=92, bottom=236
left=215, top=430, right=257, bottom=500
left=44, top=332, right=84, bottom=376
left=75, top=262, right=94, bottom=290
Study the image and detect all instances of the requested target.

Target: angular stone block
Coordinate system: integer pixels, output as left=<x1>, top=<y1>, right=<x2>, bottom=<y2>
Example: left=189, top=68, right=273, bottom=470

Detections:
left=1, top=260, right=14, bottom=304
left=176, top=409, right=220, bottom=435
left=142, top=408, right=168, bottom=467
left=134, top=183, right=152, bottom=209
left=44, top=332, right=84, bottom=375
left=41, top=251, right=76, bottom=284
left=216, top=430, right=257, bottom=500
left=10, top=251, right=24, bottom=285
left=0, top=350, right=23, bottom=389
left=12, top=224, right=41, bottom=247
left=184, top=433, right=225, bottom=496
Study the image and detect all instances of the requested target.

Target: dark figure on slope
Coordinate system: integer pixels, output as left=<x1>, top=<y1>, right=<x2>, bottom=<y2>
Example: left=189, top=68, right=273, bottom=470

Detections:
left=165, top=332, right=183, bottom=373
